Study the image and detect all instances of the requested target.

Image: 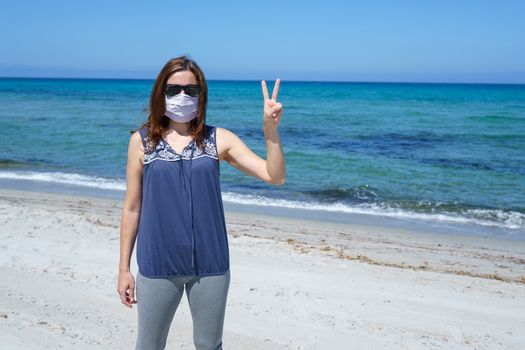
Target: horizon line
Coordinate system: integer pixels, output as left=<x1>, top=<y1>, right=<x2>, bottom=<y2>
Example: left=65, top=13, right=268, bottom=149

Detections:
left=0, top=76, right=524, bottom=86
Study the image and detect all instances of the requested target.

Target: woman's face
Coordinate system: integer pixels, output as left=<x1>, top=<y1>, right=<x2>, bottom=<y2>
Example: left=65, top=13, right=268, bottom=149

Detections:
left=166, top=70, right=198, bottom=94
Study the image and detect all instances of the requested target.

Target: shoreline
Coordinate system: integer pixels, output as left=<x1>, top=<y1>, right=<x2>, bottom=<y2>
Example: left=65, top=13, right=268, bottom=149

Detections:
left=1, top=176, right=523, bottom=241
left=1, top=187, right=525, bottom=349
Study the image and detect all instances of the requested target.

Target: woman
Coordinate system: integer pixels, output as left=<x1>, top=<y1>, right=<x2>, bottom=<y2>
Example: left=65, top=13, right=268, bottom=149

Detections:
left=117, top=55, right=285, bottom=350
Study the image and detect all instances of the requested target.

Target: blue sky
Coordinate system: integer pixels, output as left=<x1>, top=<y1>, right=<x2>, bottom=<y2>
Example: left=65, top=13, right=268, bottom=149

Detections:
left=1, top=0, right=524, bottom=83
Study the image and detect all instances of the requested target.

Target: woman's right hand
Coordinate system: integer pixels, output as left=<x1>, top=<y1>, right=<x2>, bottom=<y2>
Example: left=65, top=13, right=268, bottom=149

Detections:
left=117, top=270, right=137, bottom=308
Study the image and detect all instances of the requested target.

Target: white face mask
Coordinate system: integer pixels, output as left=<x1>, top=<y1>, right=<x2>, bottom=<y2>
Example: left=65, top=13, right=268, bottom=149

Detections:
left=165, top=93, right=199, bottom=123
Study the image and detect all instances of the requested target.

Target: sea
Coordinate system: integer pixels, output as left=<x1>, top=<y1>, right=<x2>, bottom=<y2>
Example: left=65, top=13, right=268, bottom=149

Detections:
left=1, top=78, right=524, bottom=240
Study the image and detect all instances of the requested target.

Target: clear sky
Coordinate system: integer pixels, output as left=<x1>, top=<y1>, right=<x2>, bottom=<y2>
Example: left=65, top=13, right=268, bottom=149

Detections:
left=1, top=0, right=524, bottom=83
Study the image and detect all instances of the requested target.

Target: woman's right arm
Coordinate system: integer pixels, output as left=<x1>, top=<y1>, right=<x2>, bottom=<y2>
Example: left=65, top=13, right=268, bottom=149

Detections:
left=117, top=131, right=144, bottom=308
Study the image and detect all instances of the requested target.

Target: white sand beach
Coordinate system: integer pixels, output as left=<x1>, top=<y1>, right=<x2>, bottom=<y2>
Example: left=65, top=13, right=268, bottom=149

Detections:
left=1, top=188, right=524, bottom=349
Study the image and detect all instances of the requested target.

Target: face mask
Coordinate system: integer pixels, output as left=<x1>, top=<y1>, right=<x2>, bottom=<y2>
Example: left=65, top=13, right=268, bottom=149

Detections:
left=165, top=93, right=199, bottom=123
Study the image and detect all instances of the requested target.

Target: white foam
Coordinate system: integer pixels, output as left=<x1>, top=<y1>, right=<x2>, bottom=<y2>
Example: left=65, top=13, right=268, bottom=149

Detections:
left=0, top=170, right=125, bottom=191
left=221, top=192, right=525, bottom=230
left=1, top=170, right=523, bottom=230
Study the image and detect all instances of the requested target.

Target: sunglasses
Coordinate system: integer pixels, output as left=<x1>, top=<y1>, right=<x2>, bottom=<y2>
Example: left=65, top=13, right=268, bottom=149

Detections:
left=164, top=84, right=202, bottom=97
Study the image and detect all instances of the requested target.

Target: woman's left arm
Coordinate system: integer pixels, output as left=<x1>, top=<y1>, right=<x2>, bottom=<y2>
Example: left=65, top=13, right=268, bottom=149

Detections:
left=217, top=79, right=285, bottom=185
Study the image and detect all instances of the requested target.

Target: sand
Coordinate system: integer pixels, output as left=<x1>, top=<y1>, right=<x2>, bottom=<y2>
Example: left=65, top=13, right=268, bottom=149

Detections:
left=1, top=188, right=524, bottom=349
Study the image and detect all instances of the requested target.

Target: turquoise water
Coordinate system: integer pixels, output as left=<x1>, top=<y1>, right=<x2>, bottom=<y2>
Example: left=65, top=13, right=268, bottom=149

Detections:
left=0, top=78, right=524, bottom=235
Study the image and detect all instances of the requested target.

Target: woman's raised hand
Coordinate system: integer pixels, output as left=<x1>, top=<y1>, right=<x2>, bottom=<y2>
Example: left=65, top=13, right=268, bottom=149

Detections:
left=261, top=79, right=283, bottom=128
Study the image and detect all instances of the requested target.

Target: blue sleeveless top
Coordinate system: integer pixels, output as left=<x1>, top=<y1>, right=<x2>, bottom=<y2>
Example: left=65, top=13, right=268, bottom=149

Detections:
left=136, top=124, right=230, bottom=278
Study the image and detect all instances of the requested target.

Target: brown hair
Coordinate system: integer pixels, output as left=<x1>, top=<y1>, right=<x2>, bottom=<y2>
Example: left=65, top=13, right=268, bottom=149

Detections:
left=130, top=55, right=209, bottom=153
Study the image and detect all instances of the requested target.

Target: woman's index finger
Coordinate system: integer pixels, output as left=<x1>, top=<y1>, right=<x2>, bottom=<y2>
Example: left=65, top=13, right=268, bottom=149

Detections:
left=271, top=79, right=280, bottom=101
left=261, top=80, right=269, bottom=100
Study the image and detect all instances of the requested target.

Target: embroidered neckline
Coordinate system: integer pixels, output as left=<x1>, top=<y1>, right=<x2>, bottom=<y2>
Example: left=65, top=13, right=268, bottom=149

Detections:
left=160, top=137, right=195, bottom=156
left=143, top=125, right=218, bottom=164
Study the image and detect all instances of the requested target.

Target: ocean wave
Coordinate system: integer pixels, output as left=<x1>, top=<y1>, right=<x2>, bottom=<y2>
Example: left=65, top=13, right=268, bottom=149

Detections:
left=0, top=170, right=125, bottom=191
left=221, top=192, right=525, bottom=230
left=0, top=170, right=523, bottom=230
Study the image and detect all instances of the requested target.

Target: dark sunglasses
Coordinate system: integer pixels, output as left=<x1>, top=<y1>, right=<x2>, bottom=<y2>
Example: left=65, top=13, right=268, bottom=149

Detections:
left=164, top=84, right=202, bottom=97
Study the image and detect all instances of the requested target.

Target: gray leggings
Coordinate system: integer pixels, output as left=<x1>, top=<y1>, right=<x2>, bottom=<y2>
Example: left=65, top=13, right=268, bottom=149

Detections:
left=135, top=269, right=231, bottom=350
